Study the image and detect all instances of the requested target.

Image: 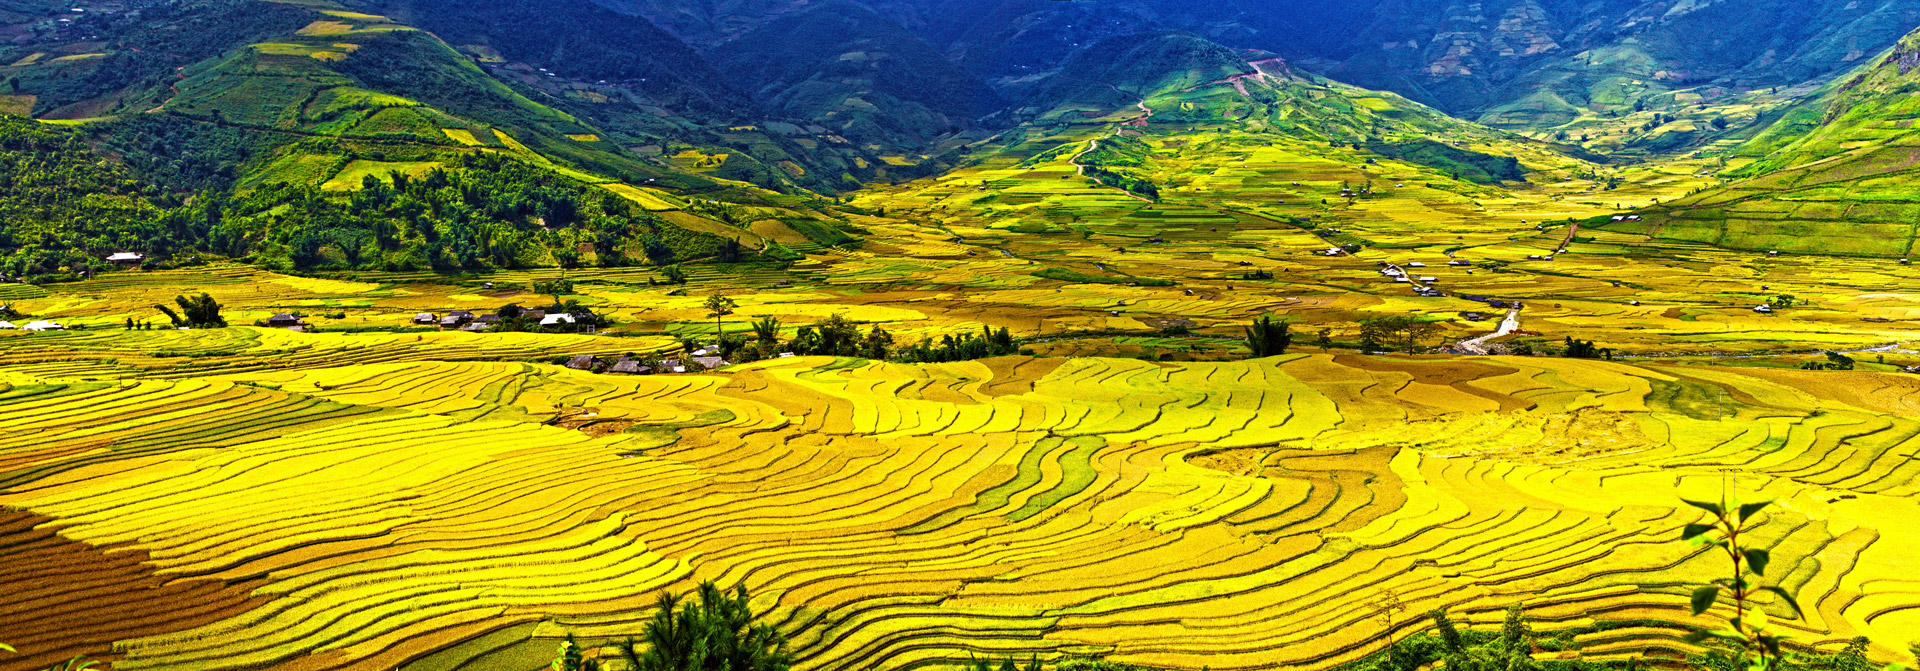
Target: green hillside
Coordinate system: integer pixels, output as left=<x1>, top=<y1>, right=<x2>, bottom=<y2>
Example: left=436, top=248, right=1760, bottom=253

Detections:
left=0, top=0, right=879, bottom=276
left=1611, top=28, right=1920, bottom=258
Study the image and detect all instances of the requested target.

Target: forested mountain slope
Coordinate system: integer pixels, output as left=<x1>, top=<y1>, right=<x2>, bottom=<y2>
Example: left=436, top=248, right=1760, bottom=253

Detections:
left=707, top=1, right=1003, bottom=150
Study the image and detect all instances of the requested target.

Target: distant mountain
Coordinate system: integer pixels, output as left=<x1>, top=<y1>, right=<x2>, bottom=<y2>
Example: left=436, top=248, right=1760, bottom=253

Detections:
left=1018, top=31, right=1255, bottom=114
left=706, top=1, right=1002, bottom=150
left=1010, top=30, right=1548, bottom=178
left=618, top=0, right=1920, bottom=141
left=1613, top=26, right=1920, bottom=257
left=376, top=0, right=751, bottom=119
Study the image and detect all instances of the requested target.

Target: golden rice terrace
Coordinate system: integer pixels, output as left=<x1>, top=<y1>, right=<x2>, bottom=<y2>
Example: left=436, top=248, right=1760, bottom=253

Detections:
left=2, top=343, right=1915, bottom=670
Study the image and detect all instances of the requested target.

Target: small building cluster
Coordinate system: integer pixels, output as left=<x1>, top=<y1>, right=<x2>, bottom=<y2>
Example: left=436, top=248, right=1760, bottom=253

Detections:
left=0, top=320, right=64, bottom=331
left=415, top=309, right=594, bottom=332
left=562, top=345, right=739, bottom=376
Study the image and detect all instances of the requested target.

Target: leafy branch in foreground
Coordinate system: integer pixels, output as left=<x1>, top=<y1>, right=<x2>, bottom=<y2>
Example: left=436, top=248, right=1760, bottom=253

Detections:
left=1681, top=492, right=1801, bottom=671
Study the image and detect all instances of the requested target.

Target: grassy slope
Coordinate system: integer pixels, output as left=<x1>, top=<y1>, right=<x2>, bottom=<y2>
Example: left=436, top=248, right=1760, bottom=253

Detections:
left=1613, top=28, right=1920, bottom=257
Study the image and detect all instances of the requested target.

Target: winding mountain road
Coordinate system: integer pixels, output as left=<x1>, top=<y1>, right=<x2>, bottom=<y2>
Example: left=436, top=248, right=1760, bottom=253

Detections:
left=1068, top=91, right=1156, bottom=203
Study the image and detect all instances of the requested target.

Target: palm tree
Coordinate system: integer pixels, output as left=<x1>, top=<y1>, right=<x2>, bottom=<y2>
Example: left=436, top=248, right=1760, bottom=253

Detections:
left=1245, top=314, right=1292, bottom=358
left=751, top=316, right=781, bottom=354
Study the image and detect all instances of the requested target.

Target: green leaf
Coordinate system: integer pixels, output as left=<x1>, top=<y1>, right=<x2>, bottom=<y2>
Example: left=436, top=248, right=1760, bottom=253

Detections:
left=1745, top=548, right=1771, bottom=576
left=1692, top=586, right=1720, bottom=615
left=1761, top=586, right=1803, bottom=618
left=1760, top=634, right=1785, bottom=658
left=1739, top=501, right=1771, bottom=522
left=1683, top=498, right=1726, bottom=516
left=0, top=643, right=13, bottom=653
left=1683, top=523, right=1715, bottom=540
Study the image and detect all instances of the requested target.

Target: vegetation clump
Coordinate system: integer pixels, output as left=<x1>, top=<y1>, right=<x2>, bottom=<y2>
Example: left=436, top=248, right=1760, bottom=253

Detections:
left=154, top=293, right=226, bottom=328
left=552, top=581, right=792, bottom=671
left=1245, top=314, right=1292, bottom=358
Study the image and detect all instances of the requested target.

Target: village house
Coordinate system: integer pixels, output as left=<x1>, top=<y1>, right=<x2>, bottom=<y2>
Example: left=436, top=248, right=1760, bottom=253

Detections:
left=412, top=313, right=438, bottom=326
left=106, top=252, right=144, bottom=265
left=266, top=313, right=306, bottom=329
left=608, top=358, right=651, bottom=375
left=440, top=310, right=475, bottom=328
left=565, top=354, right=605, bottom=372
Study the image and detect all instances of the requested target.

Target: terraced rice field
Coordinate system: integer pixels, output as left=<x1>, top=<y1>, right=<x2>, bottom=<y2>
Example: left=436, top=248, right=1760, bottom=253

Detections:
left=3, top=349, right=1918, bottom=671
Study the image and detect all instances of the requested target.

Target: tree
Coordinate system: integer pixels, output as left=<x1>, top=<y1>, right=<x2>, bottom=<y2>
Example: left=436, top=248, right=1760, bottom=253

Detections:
left=1680, top=492, right=1802, bottom=671
left=554, top=633, right=604, bottom=671
left=1315, top=328, right=1333, bottom=350
left=966, top=657, right=1041, bottom=671
left=718, top=333, right=750, bottom=360
left=1803, top=352, right=1854, bottom=371
left=1358, top=316, right=1437, bottom=354
left=751, top=316, right=781, bottom=356
left=662, top=265, right=687, bottom=284
left=1773, top=295, right=1798, bottom=309
left=790, top=326, right=821, bottom=356
left=1245, top=314, right=1292, bottom=358
left=616, top=581, right=792, bottom=671
left=815, top=314, right=862, bottom=357
left=156, top=292, right=224, bottom=328
left=988, top=326, right=1016, bottom=356
left=535, top=279, right=575, bottom=311
left=861, top=325, right=894, bottom=360
left=716, top=238, right=745, bottom=263
left=705, top=294, right=737, bottom=340
left=1564, top=337, right=1602, bottom=359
